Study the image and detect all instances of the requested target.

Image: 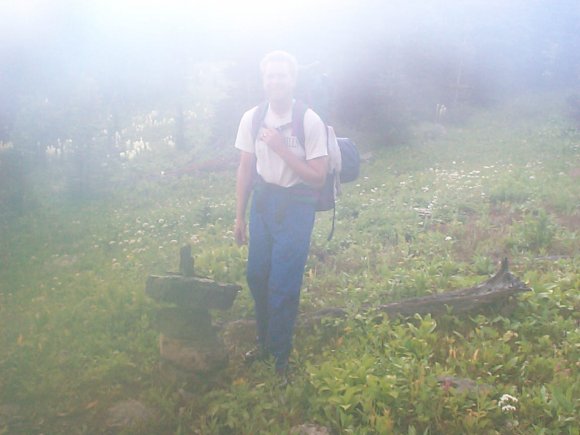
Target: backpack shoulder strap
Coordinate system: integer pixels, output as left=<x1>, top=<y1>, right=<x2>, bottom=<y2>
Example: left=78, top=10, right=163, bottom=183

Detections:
left=251, top=102, right=269, bottom=143
left=253, top=100, right=309, bottom=146
left=291, top=100, right=308, bottom=146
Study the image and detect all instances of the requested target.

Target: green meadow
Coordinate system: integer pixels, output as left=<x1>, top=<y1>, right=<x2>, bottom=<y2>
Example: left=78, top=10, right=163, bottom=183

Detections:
left=1, top=93, right=578, bottom=434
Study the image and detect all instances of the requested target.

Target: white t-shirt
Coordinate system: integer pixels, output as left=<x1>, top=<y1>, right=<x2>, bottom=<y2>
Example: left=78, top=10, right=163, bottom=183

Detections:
left=234, top=103, right=328, bottom=188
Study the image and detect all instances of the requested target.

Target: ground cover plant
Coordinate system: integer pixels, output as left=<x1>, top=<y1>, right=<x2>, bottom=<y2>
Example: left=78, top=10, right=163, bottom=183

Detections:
left=0, top=92, right=578, bottom=434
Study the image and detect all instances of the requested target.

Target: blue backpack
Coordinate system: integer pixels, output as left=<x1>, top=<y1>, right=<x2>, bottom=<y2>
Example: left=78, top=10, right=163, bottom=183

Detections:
left=251, top=101, right=360, bottom=239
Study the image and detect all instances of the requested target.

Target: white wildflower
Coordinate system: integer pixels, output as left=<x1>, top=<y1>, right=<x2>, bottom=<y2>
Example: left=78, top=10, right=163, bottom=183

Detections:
left=0, top=141, right=14, bottom=152
left=501, top=404, right=517, bottom=413
left=46, top=145, right=59, bottom=157
left=498, top=394, right=518, bottom=413
left=500, top=394, right=518, bottom=403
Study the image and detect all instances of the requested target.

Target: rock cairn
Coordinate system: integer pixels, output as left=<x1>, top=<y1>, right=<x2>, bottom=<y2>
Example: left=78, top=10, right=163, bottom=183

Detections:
left=145, top=245, right=240, bottom=381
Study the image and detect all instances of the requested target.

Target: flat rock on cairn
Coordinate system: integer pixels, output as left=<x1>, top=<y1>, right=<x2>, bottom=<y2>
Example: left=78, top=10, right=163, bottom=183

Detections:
left=145, top=245, right=240, bottom=381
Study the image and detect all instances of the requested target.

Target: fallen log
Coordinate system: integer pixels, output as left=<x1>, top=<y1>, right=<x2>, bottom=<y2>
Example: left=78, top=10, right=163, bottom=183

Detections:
left=302, top=258, right=530, bottom=324
left=223, top=259, right=531, bottom=352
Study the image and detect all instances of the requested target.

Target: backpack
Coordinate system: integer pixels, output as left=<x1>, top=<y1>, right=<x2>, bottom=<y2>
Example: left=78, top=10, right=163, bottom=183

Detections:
left=251, top=100, right=360, bottom=240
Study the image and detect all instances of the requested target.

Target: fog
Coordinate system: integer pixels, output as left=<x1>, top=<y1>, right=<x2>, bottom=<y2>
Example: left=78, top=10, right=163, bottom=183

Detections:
left=3, top=1, right=579, bottom=85
left=1, top=0, right=579, bottom=146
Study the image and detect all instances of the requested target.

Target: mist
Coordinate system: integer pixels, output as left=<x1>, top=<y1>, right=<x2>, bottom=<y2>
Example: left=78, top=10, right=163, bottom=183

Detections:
left=1, top=2, right=580, bottom=433
left=2, top=1, right=579, bottom=113
left=1, top=0, right=579, bottom=190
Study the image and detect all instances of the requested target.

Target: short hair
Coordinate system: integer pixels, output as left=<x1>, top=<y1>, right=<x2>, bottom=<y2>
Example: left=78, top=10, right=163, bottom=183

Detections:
left=260, top=51, right=298, bottom=79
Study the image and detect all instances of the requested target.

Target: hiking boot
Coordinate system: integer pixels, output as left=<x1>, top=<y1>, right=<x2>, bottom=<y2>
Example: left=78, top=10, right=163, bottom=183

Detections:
left=243, top=346, right=268, bottom=365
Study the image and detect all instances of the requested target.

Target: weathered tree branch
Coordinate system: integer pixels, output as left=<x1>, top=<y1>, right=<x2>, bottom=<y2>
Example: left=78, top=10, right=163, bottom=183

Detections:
left=302, top=258, right=530, bottom=325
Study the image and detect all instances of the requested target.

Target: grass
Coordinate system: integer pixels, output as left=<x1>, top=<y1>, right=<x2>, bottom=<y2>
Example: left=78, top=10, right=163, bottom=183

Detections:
left=0, top=92, right=579, bottom=434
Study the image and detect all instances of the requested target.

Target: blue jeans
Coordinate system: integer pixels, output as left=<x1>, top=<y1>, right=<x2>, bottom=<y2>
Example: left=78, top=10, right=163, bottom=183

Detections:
left=247, top=186, right=316, bottom=370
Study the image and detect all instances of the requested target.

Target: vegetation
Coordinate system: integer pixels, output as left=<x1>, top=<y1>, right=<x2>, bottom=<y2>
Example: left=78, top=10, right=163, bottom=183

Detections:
left=0, top=92, right=578, bottom=434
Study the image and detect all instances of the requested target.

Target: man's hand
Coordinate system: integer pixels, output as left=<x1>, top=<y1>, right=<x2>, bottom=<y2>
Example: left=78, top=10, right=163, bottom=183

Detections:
left=234, top=218, right=247, bottom=246
left=260, top=128, right=328, bottom=188
left=260, top=128, right=285, bottom=153
left=235, top=151, right=255, bottom=246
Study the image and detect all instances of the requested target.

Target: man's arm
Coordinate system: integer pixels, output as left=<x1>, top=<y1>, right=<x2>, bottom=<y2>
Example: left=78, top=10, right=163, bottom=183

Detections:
left=260, top=128, right=328, bottom=188
left=234, top=150, right=256, bottom=245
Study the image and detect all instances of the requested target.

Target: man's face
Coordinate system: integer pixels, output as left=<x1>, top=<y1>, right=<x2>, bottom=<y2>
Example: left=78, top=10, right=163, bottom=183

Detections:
left=262, top=61, right=295, bottom=102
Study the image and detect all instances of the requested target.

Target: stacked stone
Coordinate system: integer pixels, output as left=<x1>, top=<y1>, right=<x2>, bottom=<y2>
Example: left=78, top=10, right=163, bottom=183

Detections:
left=145, top=246, right=240, bottom=381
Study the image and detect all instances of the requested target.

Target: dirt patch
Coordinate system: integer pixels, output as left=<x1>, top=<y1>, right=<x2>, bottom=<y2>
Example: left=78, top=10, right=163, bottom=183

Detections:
left=430, top=205, right=519, bottom=261
left=555, top=212, right=580, bottom=232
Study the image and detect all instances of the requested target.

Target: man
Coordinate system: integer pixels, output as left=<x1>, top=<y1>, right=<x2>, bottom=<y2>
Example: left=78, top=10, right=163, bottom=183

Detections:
left=234, top=51, right=328, bottom=378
